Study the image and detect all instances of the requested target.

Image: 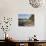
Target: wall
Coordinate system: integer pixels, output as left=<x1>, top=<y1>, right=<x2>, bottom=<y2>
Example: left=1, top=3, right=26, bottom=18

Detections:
left=0, top=0, right=46, bottom=40
left=44, top=12, right=46, bottom=40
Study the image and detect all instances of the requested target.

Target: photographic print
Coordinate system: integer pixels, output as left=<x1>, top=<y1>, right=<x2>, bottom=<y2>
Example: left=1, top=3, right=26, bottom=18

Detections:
left=18, top=14, right=34, bottom=26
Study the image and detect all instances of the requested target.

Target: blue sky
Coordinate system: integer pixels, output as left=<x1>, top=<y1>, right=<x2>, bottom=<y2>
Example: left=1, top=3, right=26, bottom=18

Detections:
left=18, top=14, right=32, bottom=19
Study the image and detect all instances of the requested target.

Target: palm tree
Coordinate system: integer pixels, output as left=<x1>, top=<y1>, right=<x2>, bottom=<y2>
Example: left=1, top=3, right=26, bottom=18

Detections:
left=1, top=17, right=12, bottom=40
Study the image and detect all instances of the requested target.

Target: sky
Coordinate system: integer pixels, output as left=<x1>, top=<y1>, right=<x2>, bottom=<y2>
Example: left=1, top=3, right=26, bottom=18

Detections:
left=18, top=14, right=32, bottom=19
